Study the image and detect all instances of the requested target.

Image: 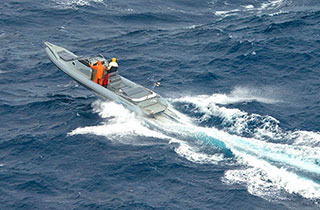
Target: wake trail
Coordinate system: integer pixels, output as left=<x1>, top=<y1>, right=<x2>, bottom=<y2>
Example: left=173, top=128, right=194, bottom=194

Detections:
left=70, top=89, right=320, bottom=201
left=149, top=105, right=320, bottom=201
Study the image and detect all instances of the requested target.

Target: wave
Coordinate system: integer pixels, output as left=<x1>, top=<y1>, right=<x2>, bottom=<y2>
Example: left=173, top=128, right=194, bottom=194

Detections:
left=172, top=86, right=285, bottom=140
left=176, top=86, right=281, bottom=105
left=169, top=138, right=225, bottom=164
left=53, top=0, right=104, bottom=9
left=172, top=89, right=320, bottom=148
left=214, top=0, right=288, bottom=17
left=215, top=9, right=240, bottom=17
left=259, top=0, right=285, bottom=11
left=70, top=92, right=320, bottom=202
left=69, top=101, right=170, bottom=144
left=0, top=32, right=5, bottom=38
left=223, top=155, right=320, bottom=201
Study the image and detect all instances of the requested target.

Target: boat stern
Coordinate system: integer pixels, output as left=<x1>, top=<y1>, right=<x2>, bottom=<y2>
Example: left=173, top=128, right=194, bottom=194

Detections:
left=138, top=97, right=168, bottom=117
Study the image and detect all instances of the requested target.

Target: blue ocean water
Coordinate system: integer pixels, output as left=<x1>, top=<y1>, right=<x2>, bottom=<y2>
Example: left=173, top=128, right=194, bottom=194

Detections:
left=1, top=0, right=320, bottom=209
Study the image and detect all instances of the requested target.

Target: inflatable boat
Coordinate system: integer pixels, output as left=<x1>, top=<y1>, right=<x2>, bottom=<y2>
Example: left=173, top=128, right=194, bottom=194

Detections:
left=44, top=42, right=168, bottom=117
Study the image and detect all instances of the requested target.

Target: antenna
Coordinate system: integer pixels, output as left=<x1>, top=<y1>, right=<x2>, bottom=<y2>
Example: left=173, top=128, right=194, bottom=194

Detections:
left=152, top=81, right=160, bottom=91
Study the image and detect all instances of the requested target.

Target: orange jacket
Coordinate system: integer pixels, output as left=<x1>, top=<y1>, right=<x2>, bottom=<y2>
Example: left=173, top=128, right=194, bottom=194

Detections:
left=89, top=60, right=105, bottom=79
left=89, top=60, right=105, bottom=85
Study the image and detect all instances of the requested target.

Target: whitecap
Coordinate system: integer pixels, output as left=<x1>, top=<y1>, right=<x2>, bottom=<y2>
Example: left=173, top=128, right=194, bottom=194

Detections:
left=53, top=0, right=104, bottom=9
left=243, top=5, right=254, bottom=10
left=259, top=0, right=285, bottom=11
left=185, top=25, right=197, bottom=30
left=215, top=9, right=239, bottom=17
left=175, top=86, right=281, bottom=106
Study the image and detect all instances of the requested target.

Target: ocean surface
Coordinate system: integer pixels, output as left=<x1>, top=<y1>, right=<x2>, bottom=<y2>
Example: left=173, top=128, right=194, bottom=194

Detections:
left=1, top=0, right=320, bottom=209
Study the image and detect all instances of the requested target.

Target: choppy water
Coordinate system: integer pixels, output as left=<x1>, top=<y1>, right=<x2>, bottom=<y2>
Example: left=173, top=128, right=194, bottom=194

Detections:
left=1, top=0, right=320, bottom=209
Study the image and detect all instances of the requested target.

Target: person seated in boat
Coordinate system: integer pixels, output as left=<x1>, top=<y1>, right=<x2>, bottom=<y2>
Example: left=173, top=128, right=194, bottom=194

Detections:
left=107, top=57, right=118, bottom=73
left=89, top=60, right=105, bottom=86
left=103, top=57, right=118, bottom=87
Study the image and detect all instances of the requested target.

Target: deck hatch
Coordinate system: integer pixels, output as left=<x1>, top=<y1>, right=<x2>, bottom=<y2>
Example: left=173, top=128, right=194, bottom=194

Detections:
left=58, top=51, right=77, bottom=61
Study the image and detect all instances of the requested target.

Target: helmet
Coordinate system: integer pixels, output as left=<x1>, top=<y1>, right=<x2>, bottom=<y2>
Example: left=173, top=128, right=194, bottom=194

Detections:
left=112, top=57, right=116, bottom=62
left=97, top=60, right=102, bottom=65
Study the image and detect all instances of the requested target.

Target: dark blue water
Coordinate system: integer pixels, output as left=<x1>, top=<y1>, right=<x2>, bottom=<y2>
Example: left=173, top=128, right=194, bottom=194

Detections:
left=1, top=0, right=320, bottom=209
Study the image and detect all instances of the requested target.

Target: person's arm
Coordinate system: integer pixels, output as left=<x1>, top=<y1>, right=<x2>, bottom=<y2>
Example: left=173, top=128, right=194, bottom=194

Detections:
left=89, top=63, right=94, bottom=68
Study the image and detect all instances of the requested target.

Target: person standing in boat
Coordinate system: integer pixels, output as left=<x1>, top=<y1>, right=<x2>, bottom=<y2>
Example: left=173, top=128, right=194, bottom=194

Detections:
left=103, top=57, right=118, bottom=87
left=89, top=60, right=105, bottom=86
